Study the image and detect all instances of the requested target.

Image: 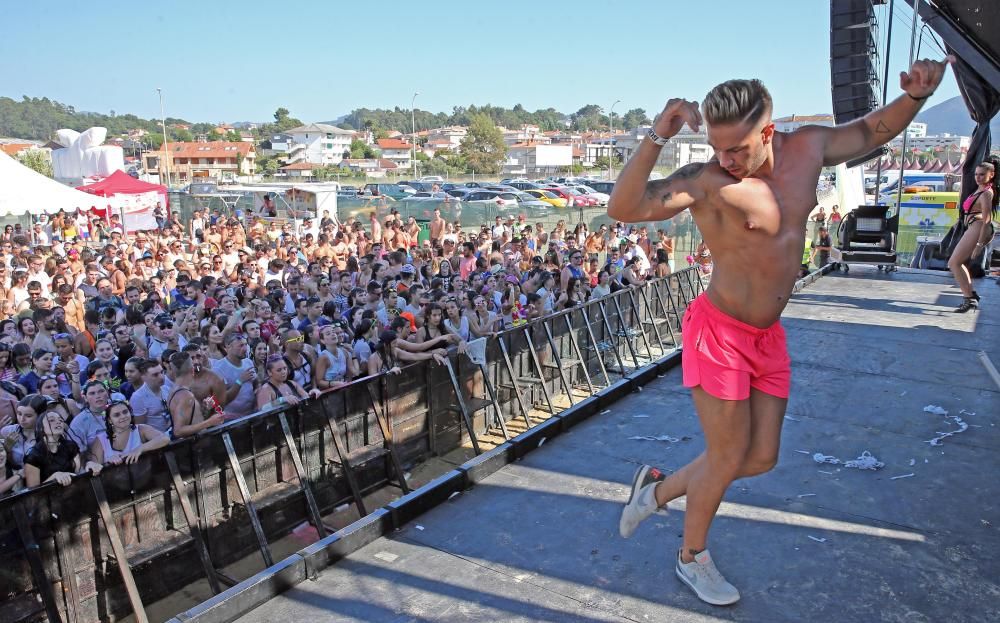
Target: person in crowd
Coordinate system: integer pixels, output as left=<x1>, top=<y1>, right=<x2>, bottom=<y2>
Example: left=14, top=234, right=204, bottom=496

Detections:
left=39, top=376, right=81, bottom=420
left=18, top=348, right=56, bottom=394
left=0, top=343, right=17, bottom=382
left=89, top=400, right=169, bottom=466
left=314, top=326, right=356, bottom=390
left=212, top=333, right=258, bottom=419
left=1, top=394, right=47, bottom=469
left=0, top=438, right=22, bottom=495
left=256, top=355, right=316, bottom=410
left=167, top=352, right=225, bottom=439
left=24, top=409, right=102, bottom=488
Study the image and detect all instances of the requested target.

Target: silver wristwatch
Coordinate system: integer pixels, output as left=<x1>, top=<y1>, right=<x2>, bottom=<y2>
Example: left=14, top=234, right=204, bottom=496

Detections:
left=647, top=127, right=669, bottom=146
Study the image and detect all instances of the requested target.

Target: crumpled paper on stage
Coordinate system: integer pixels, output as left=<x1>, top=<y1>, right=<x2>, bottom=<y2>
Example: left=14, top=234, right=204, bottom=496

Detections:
left=811, top=450, right=884, bottom=470
left=629, top=435, right=681, bottom=443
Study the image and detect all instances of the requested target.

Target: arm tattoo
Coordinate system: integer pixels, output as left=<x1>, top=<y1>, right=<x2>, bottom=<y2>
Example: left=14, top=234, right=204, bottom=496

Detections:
left=644, top=163, right=705, bottom=206
left=672, top=162, right=706, bottom=180
left=875, top=120, right=891, bottom=134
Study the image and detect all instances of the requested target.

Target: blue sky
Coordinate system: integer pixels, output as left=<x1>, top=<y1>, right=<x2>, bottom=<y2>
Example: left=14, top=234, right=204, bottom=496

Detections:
left=1, top=0, right=959, bottom=124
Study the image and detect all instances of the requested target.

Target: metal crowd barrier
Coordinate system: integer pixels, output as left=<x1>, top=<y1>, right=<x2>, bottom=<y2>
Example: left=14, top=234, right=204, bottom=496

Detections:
left=0, top=268, right=705, bottom=623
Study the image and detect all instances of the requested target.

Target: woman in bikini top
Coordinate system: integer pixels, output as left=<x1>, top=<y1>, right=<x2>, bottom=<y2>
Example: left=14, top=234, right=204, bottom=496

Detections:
left=949, top=158, right=998, bottom=313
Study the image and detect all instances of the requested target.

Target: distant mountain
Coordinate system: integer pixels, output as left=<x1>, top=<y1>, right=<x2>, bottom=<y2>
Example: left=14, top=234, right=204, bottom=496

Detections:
left=916, top=95, right=1000, bottom=137
left=318, top=114, right=349, bottom=126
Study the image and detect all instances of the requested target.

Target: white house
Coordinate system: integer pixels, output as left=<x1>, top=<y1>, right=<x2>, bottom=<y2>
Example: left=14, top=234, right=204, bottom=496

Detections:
left=504, top=143, right=572, bottom=176
left=341, top=158, right=397, bottom=178
left=426, top=126, right=467, bottom=148
left=612, top=127, right=714, bottom=170
left=773, top=114, right=835, bottom=133
left=376, top=138, right=413, bottom=171
left=286, top=123, right=355, bottom=165
left=890, top=132, right=970, bottom=151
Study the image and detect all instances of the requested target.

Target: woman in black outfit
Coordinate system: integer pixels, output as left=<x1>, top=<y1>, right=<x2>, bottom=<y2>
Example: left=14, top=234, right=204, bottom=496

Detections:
left=23, top=410, right=102, bottom=488
left=949, top=157, right=999, bottom=312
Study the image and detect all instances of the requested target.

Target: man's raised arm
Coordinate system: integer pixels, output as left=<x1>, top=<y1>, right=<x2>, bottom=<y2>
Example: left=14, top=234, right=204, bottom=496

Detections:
left=816, top=57, right=953, bottom=167
left=608, top=99, right=706, bottom=223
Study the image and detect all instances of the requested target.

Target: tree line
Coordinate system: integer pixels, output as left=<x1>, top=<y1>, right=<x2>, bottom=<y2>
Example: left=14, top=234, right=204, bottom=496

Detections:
left=338, top=103, right=651, bottom=135
left=1, top=95, right=652, bottom=146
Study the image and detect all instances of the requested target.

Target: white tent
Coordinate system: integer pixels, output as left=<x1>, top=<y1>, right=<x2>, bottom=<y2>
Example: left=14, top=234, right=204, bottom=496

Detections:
left=0, top=150, right=110, bottom=217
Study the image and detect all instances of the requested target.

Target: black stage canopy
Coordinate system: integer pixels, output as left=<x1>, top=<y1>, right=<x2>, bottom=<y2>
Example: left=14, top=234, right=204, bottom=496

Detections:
left=907, top=0, right=1000, bottom=201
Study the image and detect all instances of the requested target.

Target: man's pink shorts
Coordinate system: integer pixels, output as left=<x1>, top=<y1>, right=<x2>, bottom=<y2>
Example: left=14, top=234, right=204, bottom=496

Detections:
left=681, top=294, right=791, bottom=401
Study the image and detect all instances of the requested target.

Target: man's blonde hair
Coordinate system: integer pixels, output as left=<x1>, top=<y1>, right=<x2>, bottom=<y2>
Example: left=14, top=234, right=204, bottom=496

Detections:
left=702, top=79, right=773, bottom=127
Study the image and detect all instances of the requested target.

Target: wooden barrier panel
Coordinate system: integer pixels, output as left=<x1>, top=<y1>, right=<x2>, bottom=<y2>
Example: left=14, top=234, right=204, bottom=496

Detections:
left=0, top=270, right=701, bottom=623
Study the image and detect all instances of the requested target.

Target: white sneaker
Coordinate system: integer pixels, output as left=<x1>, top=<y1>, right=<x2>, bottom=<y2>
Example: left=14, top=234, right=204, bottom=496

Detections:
left=619, top=464, right=667, bottom=538
left=675, top=549, right=740, bottom=605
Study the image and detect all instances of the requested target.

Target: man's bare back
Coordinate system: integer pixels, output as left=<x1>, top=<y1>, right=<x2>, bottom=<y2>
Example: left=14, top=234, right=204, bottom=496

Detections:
left=663, top=131, right=825, bottom=327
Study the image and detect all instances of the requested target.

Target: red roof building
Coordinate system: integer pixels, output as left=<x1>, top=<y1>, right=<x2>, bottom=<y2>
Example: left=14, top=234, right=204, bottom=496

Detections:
left=143, top=141, right=256, bottom=184
left=376, top=138, right=412, bottom=150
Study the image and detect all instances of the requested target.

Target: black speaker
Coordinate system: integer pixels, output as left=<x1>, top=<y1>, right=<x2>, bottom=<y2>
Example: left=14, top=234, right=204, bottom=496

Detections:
left=830, top=0, right=888, bottom=167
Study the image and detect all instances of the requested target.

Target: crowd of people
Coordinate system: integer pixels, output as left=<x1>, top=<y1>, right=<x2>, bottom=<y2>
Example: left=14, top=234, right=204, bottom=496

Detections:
left=0, top=204, right=680, bottom=496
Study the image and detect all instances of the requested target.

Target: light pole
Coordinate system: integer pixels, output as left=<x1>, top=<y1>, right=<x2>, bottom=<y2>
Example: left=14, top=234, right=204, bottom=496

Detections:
left=411, top=92, right=419, bottom=179
left=609, top=99, right=621, bottom=180
left=156, top=88, right=171, bottom=189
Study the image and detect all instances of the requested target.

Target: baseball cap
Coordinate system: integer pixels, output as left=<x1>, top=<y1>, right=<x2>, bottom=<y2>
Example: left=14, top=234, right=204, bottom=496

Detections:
left=400, top=264, right=415, bottom=275
left=399, top=311, right=417, bottom=332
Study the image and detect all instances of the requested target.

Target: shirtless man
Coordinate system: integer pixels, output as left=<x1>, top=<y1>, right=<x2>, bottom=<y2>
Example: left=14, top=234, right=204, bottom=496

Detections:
left=312, top=233, right=336, bottom=264
left=429, top=208, right=446, bottom=247
left=182, top=343, right=227, bottom=405
left=611, top=58, right=951, bottom=605
left=167, top=351, right=225, bottom=438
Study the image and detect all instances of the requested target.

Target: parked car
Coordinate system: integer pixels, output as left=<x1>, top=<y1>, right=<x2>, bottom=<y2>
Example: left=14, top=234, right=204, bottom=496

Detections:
left=464, top=190, right=519, bottom=208
left=418, top=175, right=444, bottom=182
left=410, top=191, right=454, bottom=201
left=586, top=181, right=615, bottom=194
left=525, top=189, right=567, bottom=208
left=363, top=183, right=415, bottom=199
left=512, top=191, right=551, bottom=209
left=445, top=188, right=475, bottom=200
left=542, top=186, right=587, bottom=207
left=509, top=181, right=544, bottom=191
left=463, top=181, right=490, bottom=188
left=573, top=185, right=610, bottom=205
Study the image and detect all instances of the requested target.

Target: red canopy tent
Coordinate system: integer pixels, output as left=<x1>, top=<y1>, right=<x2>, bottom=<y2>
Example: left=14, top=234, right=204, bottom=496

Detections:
left=77, top=170, right=168, bottom=232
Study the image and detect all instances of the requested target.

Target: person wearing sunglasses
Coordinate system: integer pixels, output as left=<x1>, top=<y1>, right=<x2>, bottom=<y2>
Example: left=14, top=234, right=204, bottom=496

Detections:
left=147, top=315, right=186, bottom=361
left=279, top=328, right=314, bottom=392
left=89, top=400, right=168, bottom=467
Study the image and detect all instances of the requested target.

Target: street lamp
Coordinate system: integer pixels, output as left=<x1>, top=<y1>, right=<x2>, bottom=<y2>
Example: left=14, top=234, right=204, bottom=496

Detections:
left=411, top=92, right=419, bottom=179
left=156, top=88, right=170, bottom=189
left=609, top=99, right=621, bottom=180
